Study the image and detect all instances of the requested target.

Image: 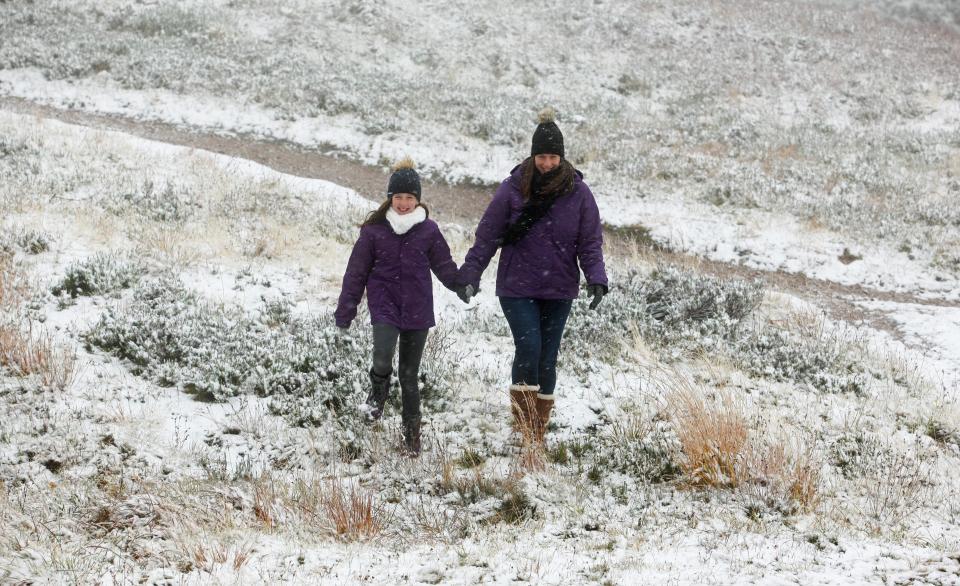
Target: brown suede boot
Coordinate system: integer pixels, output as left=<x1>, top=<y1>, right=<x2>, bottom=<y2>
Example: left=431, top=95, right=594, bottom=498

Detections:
left=509, top=384, right=539, bottom=438
left=533, top=394, right=555, bottom=443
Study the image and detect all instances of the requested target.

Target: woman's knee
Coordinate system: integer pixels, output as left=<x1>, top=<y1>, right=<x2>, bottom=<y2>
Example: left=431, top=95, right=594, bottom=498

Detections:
left=371, top=349, right=393, bottom=375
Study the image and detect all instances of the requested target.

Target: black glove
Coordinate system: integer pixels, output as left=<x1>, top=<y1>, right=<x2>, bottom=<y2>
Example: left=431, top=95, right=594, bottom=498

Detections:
left=456, top=284, right=477, bottom=303
left=587, top=284, right=607, bottom=310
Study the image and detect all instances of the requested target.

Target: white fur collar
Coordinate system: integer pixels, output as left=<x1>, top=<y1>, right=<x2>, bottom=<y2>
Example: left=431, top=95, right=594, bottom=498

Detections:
left=386, top=206, right=426, bottom=235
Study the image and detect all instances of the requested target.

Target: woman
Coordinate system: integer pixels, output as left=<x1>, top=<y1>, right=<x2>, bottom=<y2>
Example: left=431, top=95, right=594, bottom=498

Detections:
left=459, top=108, right=608, bottom=443
left=335, top=158, right=466, bottom=456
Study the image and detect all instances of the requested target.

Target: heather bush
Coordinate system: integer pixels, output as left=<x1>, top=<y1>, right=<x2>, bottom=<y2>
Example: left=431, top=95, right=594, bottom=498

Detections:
left=597, top=412, right=681, bottom=484
left=564, top=265, right=764, bottom=364
left=736, top=324, right=869, bottom=395
left=85, top=278, right=455, bottom=430
left=102, top=180, right=201, bottom=224
left=85, top=278, right=369, bottom=418
left=51, top=251, right=145, bottom=298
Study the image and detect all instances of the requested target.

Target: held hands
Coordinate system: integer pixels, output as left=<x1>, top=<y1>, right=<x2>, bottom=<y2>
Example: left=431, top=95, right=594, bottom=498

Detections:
left=456, top=284, right=478, bottom=304
left=587, top=284, right=608, bottom=310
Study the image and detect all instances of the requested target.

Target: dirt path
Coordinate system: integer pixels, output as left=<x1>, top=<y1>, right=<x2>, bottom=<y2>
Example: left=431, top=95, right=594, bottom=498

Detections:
left=0, top=96, right=494, bottom=224
left=5, top=96, right=958, bottom=341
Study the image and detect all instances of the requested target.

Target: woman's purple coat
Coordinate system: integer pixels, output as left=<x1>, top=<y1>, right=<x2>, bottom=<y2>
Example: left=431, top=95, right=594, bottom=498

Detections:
left=335, top=218, right=459, bottom=330
left=459, top=165, right=608, bottom=299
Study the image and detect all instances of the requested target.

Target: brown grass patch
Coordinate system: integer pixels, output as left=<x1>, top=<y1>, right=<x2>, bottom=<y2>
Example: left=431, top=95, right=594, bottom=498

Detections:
left=0, top=321, right=78, bottom=390
left=747, top=441, right=821, bottom=513
left=319, top=480, right=385, bottom=541
left=252, top=478, right=278, bottom=529
left=666, top=376, right=821, bottom=511
left=695, top=141, right=730, bottom=158
left=0, top=251, right=31, bottom=311
left=668, top=384, right=749, bottom=488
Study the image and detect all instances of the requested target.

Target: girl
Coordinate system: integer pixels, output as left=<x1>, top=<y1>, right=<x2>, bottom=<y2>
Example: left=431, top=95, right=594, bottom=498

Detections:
left=459, top=108, right=608, bottom=443
left=335, top=158, right=465, bottom=456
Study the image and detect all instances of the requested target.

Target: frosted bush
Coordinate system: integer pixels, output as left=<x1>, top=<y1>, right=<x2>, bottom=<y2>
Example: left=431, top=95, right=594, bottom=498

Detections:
left=106, top=4, right=215, bottom=38
left=598, top=416, right=681, bottom=484
left=102, top=180, right=200, bottom=224
left=0, top=228, right=51, bottom=255
left=829, top=432, right=935, bottom=529
left=0, top=136, right=33, bottom=157
left=14, top=229, right=52, bottom=254
left=85, top=278, right=366, bottom=411
left=51, top=251, right=145, bottom=298
left=736, top=325, right=868, bottom=395
left=84, top=278, right=454, bottom=431
left=564, top=265, right=764, bottom=363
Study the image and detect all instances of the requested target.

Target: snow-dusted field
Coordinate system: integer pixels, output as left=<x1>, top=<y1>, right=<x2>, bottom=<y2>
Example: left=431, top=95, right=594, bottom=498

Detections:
left=2, top=1, right=960, bottom=584
left=2, top=0, right=960, bottom=292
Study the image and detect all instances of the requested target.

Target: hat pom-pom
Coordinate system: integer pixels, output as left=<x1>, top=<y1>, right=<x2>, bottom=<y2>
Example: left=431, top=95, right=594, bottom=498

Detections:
left=537, top=107, right=556, bottom=124
left=392, top=156, right=416, bottom=172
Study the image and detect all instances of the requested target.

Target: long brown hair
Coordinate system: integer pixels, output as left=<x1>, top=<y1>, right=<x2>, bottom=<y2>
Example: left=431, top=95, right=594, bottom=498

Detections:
left=520, top=157, right=576, bottom=201
left=361, top=200, right=430, bottom=227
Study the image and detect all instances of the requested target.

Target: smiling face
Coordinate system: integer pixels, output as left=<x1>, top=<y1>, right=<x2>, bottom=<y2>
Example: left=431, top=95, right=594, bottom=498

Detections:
left=391, top=193, right=419, bottom=215
left=534, top=153, right=561, bottom=174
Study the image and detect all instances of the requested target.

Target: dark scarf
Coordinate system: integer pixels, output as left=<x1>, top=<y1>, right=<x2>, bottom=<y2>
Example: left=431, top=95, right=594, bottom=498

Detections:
left=499, top=165, right=571, bottom=247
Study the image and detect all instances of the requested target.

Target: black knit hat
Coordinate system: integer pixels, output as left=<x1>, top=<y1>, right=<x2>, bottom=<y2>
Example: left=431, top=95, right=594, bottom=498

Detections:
left=387, top=157, right=421, bottom=201
left=531, top=107, right=564, bottom=158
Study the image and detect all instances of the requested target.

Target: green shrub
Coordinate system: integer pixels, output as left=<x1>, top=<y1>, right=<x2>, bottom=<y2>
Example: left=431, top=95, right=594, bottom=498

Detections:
left=564, top=265, right=764, bottom=364
left=737, top=325, right=868, bottom=395
left=51, top=252, right=144, bottom=298
left=85, top=278, right=382, bottom=429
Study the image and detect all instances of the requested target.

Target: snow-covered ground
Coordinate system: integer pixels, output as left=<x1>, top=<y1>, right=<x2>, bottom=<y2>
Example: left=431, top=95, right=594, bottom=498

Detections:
left=2, top=0, right=960, bottom=583
left=2, top=0, right=959, bottom=296
left=2, top=111, right=960, bottom=585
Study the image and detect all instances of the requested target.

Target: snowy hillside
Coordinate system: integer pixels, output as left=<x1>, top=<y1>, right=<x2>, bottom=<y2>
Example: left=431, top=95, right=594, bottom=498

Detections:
left=2, top=0, right=960, bottom=292
left=2, top=1, right=960, bottom=584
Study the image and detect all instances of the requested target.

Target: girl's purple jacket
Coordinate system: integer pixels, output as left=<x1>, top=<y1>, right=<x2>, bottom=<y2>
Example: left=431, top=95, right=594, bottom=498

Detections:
left=335, top=218, right=459, bottom=330
left=460, top=165, right=608, bottom=299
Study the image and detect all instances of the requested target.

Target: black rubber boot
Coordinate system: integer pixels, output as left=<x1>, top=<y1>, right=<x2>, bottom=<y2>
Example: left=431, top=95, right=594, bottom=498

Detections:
left=399, top=370, right=422, bottom=456
left=403, top=415, right=422, bottom=457
left=364, top=368, right=391, bottom=422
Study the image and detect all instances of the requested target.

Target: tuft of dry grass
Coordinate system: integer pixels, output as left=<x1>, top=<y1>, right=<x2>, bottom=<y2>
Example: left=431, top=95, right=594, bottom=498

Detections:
left=135, top=223, right=200, bottom=267
left=0, top=251, right=31, bottom=311
left=193, top=542, right=228, bottom=570
left=232, top=543, right=254, bottom=571
left=318, top=479, right=385, bottom=541
left=665, top=375, right=821, bottom=511
left=0, top=321, right=78, bottom=391
left=513, top=438, right=547, bottom=474
left=668, top=382, right=749, bottom=488
left=402, top=494, right=470, bottom=542
left=785, top=453, right=820, bottom=512
left=252, top=479, right=278, bottom=529
left=746, top=440, right=822, bottom=513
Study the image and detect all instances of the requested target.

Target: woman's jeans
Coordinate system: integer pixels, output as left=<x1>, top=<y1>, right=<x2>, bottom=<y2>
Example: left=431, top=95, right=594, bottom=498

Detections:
left=371, top=323, right=428, bottom=421
left=499, top=297, right=573, bottom=395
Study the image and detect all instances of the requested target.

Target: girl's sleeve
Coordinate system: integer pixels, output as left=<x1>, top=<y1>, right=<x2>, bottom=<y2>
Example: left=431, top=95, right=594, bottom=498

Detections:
left=577, top=185, right=608, bottom=289
left=335, top=229, right=375, bottom=327
left=428, top=226, right=460, bottom=292
left=459, top=184, right=511, bottom=288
